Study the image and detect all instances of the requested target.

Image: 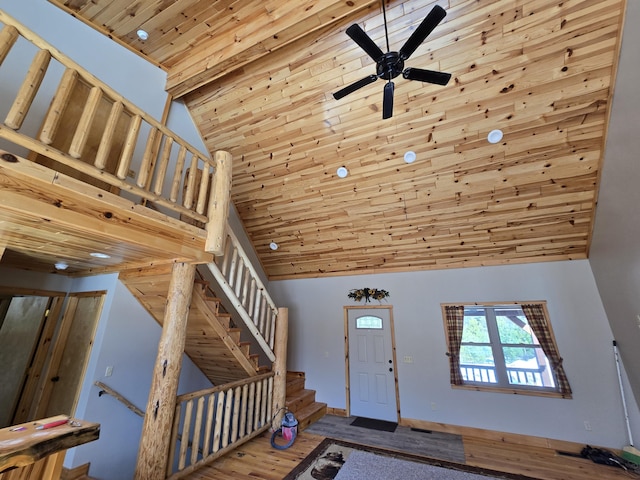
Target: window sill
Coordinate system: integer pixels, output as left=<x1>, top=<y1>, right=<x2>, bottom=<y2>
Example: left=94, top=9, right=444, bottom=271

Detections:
left=451, top=383, right=572, bottom=399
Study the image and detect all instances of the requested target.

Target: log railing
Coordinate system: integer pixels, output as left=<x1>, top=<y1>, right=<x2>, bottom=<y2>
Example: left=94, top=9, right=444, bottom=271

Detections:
left=166, top=372, right=274, bottom=480
left=0, top=11, right=231, bottom=255
left=206, top=226, right=278, bottom=362
left=460, top=363, right=552, bottom=388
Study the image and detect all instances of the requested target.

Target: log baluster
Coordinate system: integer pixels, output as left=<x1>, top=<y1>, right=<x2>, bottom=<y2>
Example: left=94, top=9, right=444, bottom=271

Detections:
left=183, top=154, right=198, bottom=209
left=94, top=100, right=123, bottom=169
left=5, top=49, right=51, bottom=130
left=153, top=136, right=174, bottom=195
left=69, top=86, right=102, bottom=158
left=170, top=145, right=188, bottom=202
left=212, top=392, right=224, bottom=454
left=196, top=161, right=211, bottom=215
left=40, top=68, right=77, bottom=145
left=116, top=114, right=142, bottom=179
left=190, top=396, right=205, bottom=467
left=177, top=399, right=193, bottom=471
left=137, top=127, right=159, bottom=188
left=0, top=25, right=18, bottom=67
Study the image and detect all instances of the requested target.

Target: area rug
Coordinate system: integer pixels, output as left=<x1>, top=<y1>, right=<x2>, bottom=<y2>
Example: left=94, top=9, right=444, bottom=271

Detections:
left=283, top=438, right=537, bottom=480
left=349, top=416, right=397, bottom=432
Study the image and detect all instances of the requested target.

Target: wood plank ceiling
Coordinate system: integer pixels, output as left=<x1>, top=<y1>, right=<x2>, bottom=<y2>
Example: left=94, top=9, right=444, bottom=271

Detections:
left=47, top=0, right=626, bottom=280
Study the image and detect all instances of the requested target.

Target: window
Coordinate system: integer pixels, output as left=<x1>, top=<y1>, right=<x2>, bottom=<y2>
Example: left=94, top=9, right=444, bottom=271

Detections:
left=442, top=303, right=571, bottom=398
left=356, top=315, right=383, bottom=329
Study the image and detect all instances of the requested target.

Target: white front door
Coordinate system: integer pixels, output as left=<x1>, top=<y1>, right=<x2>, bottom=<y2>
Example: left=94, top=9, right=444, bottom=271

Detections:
left=347, top=307, right=398, bottom=422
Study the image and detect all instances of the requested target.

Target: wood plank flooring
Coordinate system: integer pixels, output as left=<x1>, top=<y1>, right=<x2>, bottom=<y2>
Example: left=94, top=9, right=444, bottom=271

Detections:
left=185, top=416, right=638, bottom=480
left=305, top=414, right=466, bottom=463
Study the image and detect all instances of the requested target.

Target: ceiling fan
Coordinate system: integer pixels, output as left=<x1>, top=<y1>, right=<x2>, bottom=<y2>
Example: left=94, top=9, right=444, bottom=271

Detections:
left=333, top=1, right=451, bottom=119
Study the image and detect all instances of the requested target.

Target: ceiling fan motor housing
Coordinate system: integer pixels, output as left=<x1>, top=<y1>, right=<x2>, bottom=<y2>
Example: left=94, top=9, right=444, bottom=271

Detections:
left=377, top=52, right=404, bottom=80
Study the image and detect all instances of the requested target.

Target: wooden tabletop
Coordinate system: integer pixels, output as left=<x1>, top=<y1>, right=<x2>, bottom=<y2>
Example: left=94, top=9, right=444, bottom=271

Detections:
left=0, top=415, right=100, bottom=473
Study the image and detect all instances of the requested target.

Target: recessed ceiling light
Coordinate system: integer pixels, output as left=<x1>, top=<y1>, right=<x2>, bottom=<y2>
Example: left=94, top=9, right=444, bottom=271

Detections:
left=269, top=242, right=279, bottom=251
left=404, top=151, right=417, bottom=163
left=54, top=262, right=69, bottom=270
left=90, top=252, right=111, bottom=259
left=136, top=29, right=149, bottom=41
left=487, top=129, right=504, bottom=144
left=336, top=166, right=349, bottom=178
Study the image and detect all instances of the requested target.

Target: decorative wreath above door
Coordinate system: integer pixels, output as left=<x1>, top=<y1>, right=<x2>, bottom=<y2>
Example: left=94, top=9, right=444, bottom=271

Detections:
left=348, top=288, right=390, bottom=303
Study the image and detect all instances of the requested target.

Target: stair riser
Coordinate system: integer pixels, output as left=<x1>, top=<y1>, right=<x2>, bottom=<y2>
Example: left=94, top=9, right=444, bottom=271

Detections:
left=286, top=389, right=316, bottom=412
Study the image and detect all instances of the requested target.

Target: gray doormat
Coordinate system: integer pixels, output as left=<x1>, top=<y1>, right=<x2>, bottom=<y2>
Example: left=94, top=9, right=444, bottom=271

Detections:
left=350, top=416, right=398, bottom=432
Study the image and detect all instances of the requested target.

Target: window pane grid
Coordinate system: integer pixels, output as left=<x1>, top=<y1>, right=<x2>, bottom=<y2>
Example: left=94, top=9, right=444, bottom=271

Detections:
left=455, top=305, right=559, bottom=392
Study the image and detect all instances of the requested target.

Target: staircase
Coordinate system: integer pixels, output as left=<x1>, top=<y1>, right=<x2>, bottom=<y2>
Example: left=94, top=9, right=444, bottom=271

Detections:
left=120, top=264, right=268, bottom=385
left=286, top=372, right=326, bottom=431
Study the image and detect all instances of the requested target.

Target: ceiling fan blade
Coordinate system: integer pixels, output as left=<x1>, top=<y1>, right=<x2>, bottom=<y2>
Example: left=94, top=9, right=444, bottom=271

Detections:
left=333, top=74, right=378, bottom=100
left=403, top=67, right=451, bottom=85
left=382, top=81, right=394, bottom=119
left=346, top=24, right=385, bottom=62
left=398, top=5, right=446, bottom=61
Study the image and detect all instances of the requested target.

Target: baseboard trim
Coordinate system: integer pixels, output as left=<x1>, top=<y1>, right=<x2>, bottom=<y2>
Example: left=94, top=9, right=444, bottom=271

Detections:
left=399, top=417, right=614, bottom=455
left=322, top=408, right=614, bottom=456
left=61, top=463, right=90, bottom=480
left=326, top=407, right=347, bottom=417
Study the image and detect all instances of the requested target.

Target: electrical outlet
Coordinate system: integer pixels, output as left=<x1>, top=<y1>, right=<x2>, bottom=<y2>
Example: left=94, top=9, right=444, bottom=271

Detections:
left=584, top=420, right=592, bottom=431
left=431, top=402, right=437, bottom=411
left=105, top=366, right=113, bottom=377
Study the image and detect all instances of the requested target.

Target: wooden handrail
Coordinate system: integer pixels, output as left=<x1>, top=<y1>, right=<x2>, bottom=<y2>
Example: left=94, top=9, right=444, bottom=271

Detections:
left=207, top=226, right=278, bottom=361
left=95, top=381, right=144, bottom=418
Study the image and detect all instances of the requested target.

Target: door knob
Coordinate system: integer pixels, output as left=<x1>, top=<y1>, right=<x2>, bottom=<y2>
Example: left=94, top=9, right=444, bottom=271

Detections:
left=389, top=367, right=393, bottom=372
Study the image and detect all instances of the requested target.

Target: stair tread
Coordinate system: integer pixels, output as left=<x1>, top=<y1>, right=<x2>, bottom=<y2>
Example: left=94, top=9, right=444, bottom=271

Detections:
left=293, top=402, right=327, bottom=431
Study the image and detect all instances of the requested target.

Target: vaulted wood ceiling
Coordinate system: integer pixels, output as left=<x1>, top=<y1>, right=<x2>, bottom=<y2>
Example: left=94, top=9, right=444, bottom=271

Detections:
left=48, top=0, right=626, bottom=280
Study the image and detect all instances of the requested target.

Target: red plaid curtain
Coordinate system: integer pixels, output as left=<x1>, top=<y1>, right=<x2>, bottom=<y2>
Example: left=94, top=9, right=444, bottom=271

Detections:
left=521, top=304, right=572, bottom=397
left=444, top=305, right=465, bottom=385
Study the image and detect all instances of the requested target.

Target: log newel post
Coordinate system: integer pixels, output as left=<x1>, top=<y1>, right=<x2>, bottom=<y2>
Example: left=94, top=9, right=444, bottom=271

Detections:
left=134, top=262, right=196, bottom=480
left=272, top=307, right=289, bottom=427
left=205, top=150, right=233, bottom=255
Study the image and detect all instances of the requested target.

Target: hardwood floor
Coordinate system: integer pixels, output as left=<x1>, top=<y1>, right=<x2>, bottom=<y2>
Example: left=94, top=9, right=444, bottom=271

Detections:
left=184, top=432, right=324, bottom=480
left=185, top=417, right=638, bottom=480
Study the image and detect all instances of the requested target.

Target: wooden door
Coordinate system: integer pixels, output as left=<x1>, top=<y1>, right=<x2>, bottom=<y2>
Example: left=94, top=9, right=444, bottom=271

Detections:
left=43, top=292, right=105, bottom=417
left=346, top=306, right=399, bottom=422
left=0, top=295, right=50, bottom=427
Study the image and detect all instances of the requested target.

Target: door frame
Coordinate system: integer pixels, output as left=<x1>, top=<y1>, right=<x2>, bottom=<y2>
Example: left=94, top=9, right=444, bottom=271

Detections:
left=343, top=305, right=401, bottom=421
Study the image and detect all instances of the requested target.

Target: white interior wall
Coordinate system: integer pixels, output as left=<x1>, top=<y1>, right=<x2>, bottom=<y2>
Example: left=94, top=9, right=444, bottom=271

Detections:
left=589, top=0, right=640, bottom=408
left=270, top=259, right=640, bottom=449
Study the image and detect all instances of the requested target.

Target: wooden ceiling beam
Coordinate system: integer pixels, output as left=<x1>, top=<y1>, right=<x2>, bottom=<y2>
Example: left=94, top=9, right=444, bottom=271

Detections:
left=165, top=0, right=378, bottom=98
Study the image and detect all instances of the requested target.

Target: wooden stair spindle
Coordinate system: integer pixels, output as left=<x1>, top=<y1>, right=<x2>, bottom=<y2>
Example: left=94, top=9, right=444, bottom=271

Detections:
left=5, top=49, right=51, bottom=130
left=94, top=100, right=123, bottom=169
left=0, top=25, right=19, bottom=67
left=40, top=68, right=78, bottom=145
left=69, top=86, right=102, bottom=158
